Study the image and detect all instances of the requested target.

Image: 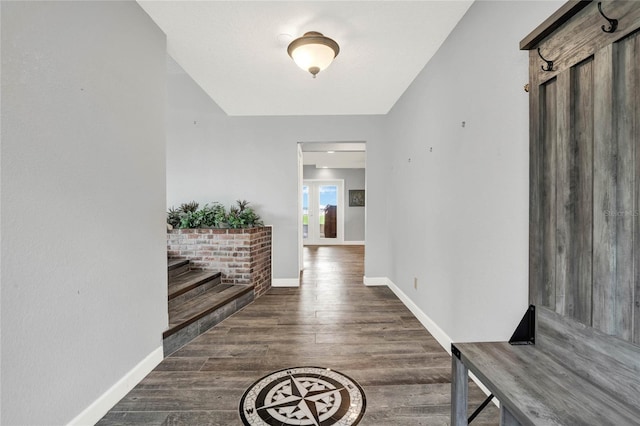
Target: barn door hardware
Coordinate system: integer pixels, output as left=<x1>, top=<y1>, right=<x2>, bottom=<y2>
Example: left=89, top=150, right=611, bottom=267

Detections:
left=597, top=2, right=618, bottom=33
left=537, top=48, right=554, bottom=72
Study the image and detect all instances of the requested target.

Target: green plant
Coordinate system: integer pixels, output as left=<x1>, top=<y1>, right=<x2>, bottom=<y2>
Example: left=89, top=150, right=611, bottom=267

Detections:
left=166, top=201, right=200, bottom=228
left=227, top=206, right=242, bottom=228
left=167, top=200, right=263, bottom=229
left=179, top=201, right=199, bottom=213
left=227, top=200, right=263, bottom=228
left=196, top=204, right=217, bottom=227
left=211, top=202, right=228, bottom=227
left=179, top=211, right=199, bottom=228
left=167, top=207, right=181, bottom=228
left=241, top=206, right=262, bottom=226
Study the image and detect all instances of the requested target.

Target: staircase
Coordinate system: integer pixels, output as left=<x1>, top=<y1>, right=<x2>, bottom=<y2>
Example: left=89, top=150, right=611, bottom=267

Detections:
left=163, top=259, right=255, bottom=356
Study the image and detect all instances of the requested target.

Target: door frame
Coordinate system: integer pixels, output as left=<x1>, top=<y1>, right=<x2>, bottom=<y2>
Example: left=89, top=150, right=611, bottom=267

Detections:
left=297, top=144, right=304, bottom=273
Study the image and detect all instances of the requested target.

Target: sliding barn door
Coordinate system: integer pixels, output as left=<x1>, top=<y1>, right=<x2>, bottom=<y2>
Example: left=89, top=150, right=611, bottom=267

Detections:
left=525, top=1, right=640, bottom=344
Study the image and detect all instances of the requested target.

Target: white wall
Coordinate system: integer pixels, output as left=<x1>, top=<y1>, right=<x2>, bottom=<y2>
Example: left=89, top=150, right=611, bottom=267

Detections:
left=166, top=62, right=389, bottom=280
left=1, top=2, right=167, bottom=424
left=303, top=166, right=366, bottom=242
left=385, top=0, right=564, bottom=343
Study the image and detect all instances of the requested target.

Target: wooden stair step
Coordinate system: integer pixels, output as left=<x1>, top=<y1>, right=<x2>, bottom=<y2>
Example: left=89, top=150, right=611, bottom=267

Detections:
left=168, top=258, right=188, bottom=269
left=164, top=285, right=254, bottom=338
left=167, top=284, right=243, bottom=326
left=167, top=258, right=190, bottom=278
left=168, top=270, right=221, bottom=300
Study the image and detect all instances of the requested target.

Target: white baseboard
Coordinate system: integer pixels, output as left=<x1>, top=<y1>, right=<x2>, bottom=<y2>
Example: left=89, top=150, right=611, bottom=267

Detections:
left=363, top=276, right=391, bottom=286
left=384, top=279, right=496, bottom=404
left=303, top=241, right=363, bottom=246
left=68, top=345, right=163, bottom=426
left=385, top=280, right=452, bottom=352
left=272, top=278, right=300, bottom=287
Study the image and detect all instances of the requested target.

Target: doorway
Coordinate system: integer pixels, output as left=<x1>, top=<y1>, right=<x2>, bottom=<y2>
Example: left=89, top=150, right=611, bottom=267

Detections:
left=297, top=141, right=366, bottom=276
left=303, top=180, right=344, bottom=245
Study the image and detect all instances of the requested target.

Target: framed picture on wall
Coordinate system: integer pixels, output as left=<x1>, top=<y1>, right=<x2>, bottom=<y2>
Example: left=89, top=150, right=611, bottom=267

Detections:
left=349, top=190, right=365, bottom=207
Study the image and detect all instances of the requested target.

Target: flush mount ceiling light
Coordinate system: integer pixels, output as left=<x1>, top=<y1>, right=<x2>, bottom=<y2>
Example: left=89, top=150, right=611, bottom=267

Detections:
left=287, top=31, right=340, bottom=78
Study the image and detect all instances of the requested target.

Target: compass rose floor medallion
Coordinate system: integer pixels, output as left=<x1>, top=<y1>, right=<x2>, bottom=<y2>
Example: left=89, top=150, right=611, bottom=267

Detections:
left=239, top=366, right=366, bottom=426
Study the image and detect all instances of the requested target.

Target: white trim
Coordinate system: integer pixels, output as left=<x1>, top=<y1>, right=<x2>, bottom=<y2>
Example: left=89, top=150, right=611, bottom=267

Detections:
left=67, top=345, right=163, bottom=426
left=383, top=279, right=497, bottom=404
left=305, top=241, right=364, bottom=247
left=272, top=278, right=300, bottom=287
left=386, top=280, right=452, bottom=352
left=297, top=144, right=304, bottom=273
left=363, top=276, right=391, bottom=287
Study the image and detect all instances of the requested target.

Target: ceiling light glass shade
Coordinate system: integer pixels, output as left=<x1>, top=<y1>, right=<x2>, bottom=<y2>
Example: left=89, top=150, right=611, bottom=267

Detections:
left=287, top=31, right=340, bottom=78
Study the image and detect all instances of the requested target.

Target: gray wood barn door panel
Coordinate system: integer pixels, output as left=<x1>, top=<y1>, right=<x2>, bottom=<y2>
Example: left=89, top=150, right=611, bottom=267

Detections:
left=529, top=64, right=544, bottom=306
left=593, top=32, right=639, bottom=340
left=631, top=31, right=640, bottom=345
left=556, top=59, right=594, bottom=324
left=592, top=44, right=617, bottom=336
left=614, top=30, right=639, bottom=342
left=537, top=77, right=559, bottom=310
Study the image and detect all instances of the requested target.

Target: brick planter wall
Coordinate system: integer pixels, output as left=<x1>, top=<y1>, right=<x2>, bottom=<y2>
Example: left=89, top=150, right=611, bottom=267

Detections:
left=167, top=227, right=272, bottom=297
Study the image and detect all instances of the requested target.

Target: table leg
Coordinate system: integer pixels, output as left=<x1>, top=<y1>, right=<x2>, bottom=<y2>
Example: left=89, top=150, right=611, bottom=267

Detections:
left=451, top=353, right=469, bottom=426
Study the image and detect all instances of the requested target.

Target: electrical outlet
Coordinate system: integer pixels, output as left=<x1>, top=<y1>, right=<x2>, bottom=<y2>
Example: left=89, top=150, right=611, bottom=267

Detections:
left=414, top=277, right=418, bottom=290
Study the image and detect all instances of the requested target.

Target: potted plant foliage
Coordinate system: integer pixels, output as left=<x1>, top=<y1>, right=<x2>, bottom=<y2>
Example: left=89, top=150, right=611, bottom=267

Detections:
left=227, top=200, right=263, bottom=229
left=167, top=199, right=263, bottom=229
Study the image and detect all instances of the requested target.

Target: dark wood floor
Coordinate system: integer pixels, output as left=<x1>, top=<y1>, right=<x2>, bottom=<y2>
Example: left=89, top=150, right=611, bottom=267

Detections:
left=99, top=246, right=498, bottom=425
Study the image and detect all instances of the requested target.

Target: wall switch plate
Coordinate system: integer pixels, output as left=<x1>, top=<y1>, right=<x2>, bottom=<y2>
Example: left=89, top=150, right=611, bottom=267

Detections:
left=414, top=277, right=418, bottom=290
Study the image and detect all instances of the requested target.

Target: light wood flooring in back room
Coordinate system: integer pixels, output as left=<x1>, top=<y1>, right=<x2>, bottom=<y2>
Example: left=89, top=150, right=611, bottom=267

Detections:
left=98, top=245, right=498, bottom=425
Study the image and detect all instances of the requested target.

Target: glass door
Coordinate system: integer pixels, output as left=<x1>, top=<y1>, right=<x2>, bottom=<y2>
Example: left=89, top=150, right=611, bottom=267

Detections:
left=302, top=184, right=309, bottom=241
left=303, top=180, right=344, bottom=245
left=318, top=184, right=337, bottom=240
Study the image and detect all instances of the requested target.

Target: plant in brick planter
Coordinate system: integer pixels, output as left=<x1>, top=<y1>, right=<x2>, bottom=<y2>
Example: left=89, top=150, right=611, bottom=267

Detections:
left=227, top=200, right=263, bottom=229
left=167, top=207, right=182, bottom=229
left=187, top=204, right=219, bottom=228
left=211, top=202, right=228, bottom=228
left=167, top=200, right=263, bottom=229
left=167, top=201, right=199, bottom=229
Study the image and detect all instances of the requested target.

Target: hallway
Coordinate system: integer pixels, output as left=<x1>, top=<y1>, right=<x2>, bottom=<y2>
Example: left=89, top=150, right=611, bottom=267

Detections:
left=99, top=246, right=498, bottom=425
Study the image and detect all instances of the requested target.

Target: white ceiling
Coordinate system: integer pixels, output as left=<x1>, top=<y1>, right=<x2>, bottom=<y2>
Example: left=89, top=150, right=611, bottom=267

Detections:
left=138, top=1, right=473, bottom=116
left=302, top=141, right=366, bottom=168
left=304, top=151, right=366, bottom=168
